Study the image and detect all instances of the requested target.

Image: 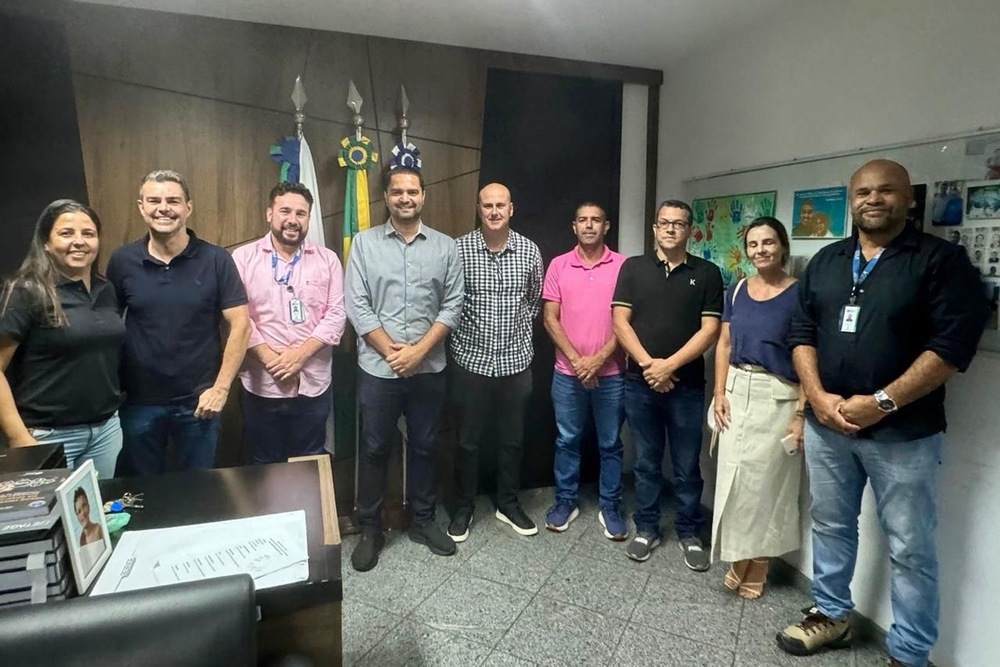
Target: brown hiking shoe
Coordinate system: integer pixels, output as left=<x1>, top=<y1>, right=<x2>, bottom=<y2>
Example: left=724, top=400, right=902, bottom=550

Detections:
left=775, top=605, right=852, bottom=656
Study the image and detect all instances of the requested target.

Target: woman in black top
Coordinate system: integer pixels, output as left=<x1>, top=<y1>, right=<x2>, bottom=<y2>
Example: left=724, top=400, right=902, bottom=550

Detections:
left=0, top=200, right=125, bottom=479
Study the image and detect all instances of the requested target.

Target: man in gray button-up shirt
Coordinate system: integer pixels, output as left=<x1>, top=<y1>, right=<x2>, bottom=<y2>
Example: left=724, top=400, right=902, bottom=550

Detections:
left=344, top=167, right=464, bottom=572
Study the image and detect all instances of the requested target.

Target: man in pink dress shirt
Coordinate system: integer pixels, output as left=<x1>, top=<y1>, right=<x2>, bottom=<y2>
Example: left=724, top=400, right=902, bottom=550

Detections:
left=232, top=182, right=346, bottom=463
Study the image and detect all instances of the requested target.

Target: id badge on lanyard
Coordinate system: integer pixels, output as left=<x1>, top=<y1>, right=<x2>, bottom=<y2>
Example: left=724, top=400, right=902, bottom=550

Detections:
left=842, top=245, right=881, bottom=334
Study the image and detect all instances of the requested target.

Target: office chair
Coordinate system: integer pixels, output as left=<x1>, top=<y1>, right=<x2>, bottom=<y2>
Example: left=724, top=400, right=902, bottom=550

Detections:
left=0, top=574, right=257, bottom=667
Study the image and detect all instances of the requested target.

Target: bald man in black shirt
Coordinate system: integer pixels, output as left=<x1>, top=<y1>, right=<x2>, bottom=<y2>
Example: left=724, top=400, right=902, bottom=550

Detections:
left=776, top=160, right=988, bottom=667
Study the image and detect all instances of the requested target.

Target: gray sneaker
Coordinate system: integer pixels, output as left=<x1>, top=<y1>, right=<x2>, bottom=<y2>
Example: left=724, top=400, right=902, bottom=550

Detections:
left=679, top=536, right=710, bottom=572
left=626, top=532, right=660, bottom=562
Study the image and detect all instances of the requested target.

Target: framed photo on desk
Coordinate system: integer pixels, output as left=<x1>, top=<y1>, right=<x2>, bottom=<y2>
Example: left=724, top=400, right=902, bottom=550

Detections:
left=56, top=460, right=111, bottom=593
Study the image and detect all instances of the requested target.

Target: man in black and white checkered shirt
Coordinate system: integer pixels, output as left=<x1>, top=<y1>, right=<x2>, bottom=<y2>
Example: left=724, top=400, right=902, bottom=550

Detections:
left=447, top=183, right=543, bottom=541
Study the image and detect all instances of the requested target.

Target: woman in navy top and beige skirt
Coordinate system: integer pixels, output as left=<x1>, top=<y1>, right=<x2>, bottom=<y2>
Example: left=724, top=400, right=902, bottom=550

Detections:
left=711, top=217, right=805, bottom=600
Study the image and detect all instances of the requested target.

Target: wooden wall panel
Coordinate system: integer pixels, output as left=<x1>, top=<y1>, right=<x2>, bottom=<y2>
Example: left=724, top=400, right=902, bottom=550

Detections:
left=368, top=37, right=487, bottom=149
left=375, top=131, right=480, bottom=188
left=67, top=3, right=310, bottom=115
left=73, top=75, right=293, bottom=257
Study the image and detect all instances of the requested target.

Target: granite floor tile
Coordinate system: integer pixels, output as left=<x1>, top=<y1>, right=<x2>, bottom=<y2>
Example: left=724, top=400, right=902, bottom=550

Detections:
left=497, top=595, right=627, bottom=666
left=631, top=573, right=743, bottom=649
left=460, top=519, right=579, bottom=592
left=361, top=618, right=493, bottom=667
left=343, top=548, right=454, bottom=616
left=537, top=551, right=651, bottom=620
left=341, top=598, right=404, bottom=667
left=411, top=571, right=534, bottom=647
left=614, top=622, right=737, bottom=667
left=481, top=650, right=539, bottom=666
left=851, top=640, right=893, bottom=666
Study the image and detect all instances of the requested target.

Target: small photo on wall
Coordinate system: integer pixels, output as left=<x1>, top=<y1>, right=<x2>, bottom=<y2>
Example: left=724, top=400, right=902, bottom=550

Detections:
left=965, top=180, right=1000, bottom=221
left=56, top=460, right=112, bottom=594
left=792, top=187, right=847, bottom=239
left=930, top=180, right=965, bottom=226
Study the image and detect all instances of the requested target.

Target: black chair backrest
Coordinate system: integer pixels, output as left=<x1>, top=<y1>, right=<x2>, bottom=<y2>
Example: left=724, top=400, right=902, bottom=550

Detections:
left=0, top=574, right=256, bottom=667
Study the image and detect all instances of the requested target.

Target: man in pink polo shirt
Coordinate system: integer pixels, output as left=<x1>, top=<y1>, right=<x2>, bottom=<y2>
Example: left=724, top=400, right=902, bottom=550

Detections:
left=232, top=182, right=346, bottom=463
left=542, top=202, right=628, bottom=539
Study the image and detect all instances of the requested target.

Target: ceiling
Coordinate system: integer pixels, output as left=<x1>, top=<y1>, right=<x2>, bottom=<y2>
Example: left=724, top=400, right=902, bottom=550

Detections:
left=74, top=0, right=796, bottom=70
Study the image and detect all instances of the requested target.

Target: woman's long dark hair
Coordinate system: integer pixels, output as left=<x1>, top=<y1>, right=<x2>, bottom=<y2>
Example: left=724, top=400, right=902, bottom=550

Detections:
left=2, top=199, right=102, bottom=327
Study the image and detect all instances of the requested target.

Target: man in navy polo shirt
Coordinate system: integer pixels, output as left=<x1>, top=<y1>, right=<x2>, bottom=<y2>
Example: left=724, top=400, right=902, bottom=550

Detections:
left=612, top=199, right=724, bottom=570
left=107, top=170, right=250, bottom=475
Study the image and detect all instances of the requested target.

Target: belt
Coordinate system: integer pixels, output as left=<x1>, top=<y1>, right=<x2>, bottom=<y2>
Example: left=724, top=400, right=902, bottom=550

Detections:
left=734, top=363, right=768, bottom=373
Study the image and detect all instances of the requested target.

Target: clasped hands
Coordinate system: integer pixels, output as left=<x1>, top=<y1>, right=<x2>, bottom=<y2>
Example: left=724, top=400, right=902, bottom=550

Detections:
left=812, top=391, right=886, bottom=434
left=639, top=358, right=679, bottom=393
left=570, top=354, right=604, bottom=389
left=387, top=342, right=425, bottom=378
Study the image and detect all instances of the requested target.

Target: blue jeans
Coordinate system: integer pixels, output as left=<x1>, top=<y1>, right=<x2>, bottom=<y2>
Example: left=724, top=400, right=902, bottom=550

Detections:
left=118, top=402, right=221, bottom=476
left=625, top=378, right=706, bottom=539
left=551, top=371, right=624, bottom=510
left=805, top=419, right=941, bottom=667
left=29, top=413, right=123, bottom=480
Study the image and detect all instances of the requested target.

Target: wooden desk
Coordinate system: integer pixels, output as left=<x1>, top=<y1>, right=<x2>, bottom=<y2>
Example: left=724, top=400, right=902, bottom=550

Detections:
left=99, top=457, right=342, bottom=666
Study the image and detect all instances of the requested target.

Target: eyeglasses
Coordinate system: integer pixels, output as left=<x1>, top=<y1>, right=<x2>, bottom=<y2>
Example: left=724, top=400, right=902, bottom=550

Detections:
left=654, top=219, right=690, bottom=231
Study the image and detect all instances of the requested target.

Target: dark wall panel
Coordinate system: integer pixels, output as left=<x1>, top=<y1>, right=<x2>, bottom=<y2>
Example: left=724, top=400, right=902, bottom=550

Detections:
left=478, top=68, right=623, bottom=491
left=0, top=9, right=88, bottom=275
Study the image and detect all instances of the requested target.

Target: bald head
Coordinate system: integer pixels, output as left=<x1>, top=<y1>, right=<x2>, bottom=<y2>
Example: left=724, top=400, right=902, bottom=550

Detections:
left=849, top=159, right=913, bottom=236
left=478, top=182, right=514, bottom=234
left=850, top=159, right=912, bottom=190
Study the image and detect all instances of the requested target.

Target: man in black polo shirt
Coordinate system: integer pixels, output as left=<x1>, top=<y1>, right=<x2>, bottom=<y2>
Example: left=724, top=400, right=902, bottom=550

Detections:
left=612, top=199, right=723, bottom=570
left=107, top=170, right=251, bottom=476
left=775, top=160, right=987, bottom=667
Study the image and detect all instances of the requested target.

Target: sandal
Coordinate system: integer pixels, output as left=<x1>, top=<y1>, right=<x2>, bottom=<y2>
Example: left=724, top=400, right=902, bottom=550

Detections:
left=724, top=559, right=749, bottom=590
left=738, top=558, right=770, bottom=600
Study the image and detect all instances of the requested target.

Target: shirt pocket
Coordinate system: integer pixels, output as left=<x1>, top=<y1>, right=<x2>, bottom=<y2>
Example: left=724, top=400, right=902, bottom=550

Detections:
left=300, top=280, right=329, bottom=308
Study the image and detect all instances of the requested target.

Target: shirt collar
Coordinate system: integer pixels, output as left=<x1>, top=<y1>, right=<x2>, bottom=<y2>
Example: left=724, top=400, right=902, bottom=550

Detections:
left=839, top=223, right=921, bottom=255
left=474, top=228, right=518, bottom=254
left=569, top=245, right=614, bottom=268
left=384, top=220, right=427, bottom=239
left=649, top=250, right=692, bottom=267
left=254, top=233, right=315, bottom=255
left=141, top=228, right=201, bottom=262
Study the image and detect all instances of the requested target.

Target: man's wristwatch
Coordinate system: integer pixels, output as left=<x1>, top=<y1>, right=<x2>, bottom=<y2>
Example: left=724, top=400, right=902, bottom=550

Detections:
left=874, top=389, right=898, bottom=414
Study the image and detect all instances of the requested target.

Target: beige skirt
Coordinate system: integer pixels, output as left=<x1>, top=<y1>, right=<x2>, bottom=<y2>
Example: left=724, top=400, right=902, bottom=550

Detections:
left=711, top=365, right=803, bottom=562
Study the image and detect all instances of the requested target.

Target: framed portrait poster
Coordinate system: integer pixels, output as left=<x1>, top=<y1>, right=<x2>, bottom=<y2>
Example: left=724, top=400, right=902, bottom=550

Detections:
left=56, top=460, right=112, bottom=593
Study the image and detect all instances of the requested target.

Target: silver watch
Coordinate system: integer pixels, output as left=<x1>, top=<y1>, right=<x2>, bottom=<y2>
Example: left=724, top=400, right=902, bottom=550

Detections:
left=874, top=389, right=898, bottom=414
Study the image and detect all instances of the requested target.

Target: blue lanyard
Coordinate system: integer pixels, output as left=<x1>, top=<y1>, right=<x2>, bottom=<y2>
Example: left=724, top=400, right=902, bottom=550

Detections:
left=850, top=245, right=881, bottom=305
left=271, top=250, right=302, bottom=287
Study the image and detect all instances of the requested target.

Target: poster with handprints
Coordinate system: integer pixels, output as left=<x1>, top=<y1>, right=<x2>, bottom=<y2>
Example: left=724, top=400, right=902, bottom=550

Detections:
left=690, top=191, right=777, bottom=285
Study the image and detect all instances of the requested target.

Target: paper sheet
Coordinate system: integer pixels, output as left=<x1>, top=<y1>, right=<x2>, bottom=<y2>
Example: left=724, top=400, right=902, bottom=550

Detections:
left=91, top=510, right=308, bottom=596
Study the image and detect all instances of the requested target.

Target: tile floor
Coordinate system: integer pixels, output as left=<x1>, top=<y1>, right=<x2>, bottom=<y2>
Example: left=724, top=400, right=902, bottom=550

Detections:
left=341, top=485, right=892, bottom=666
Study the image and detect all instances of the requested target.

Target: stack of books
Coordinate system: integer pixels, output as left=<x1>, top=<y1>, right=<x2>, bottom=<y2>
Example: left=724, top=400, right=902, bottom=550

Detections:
left=0, top=468, right=75, bottom=606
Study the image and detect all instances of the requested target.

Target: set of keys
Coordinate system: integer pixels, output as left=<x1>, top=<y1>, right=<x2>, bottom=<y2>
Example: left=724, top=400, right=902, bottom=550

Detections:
left=103, top=492, right=144, bottom=513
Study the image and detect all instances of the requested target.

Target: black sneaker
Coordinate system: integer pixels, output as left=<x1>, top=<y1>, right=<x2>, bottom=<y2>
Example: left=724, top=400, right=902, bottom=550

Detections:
left=351, top=531, right=385, bottom=572
left=495, top=505, right=538, bottom=536
left=679, top=536, right=711, bottom=572
left=409, top=521, right=457, bottom=556
left=448, top=508, right=473, bottom=543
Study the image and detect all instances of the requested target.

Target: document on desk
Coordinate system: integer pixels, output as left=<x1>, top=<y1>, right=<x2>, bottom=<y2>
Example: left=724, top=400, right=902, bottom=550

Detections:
left=91, top=510, right=308, bottom=596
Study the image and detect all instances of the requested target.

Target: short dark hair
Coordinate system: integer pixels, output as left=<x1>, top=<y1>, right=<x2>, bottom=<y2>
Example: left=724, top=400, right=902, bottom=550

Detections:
left=655, top=199, right=693, bottom=223
left=384, top=166, right=425, bottom=192
left=140, top=169, right=191, bottom=201
left=268, top=181, right=314, bottom=208
left=74, top=487, right=87, bottom=505
left=574, top=202, right=608, bottom=221
left=744, top=216, right=791, bottom=267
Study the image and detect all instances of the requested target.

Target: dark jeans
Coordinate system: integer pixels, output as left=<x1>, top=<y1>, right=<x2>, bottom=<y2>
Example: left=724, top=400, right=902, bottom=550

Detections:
left=118, top=401, right=221, bottom=476
left=242, top=387, right=331, bottom=464
left=356, top=370, right=446, bottom=531
left=624, top=377, right=706, bottom=539
left=451, top=365, right=533, bottom=513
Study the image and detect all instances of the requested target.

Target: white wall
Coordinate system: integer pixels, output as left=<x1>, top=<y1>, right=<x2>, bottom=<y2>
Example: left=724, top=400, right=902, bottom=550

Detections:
left=652, top=1, right=1000, bottom=665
